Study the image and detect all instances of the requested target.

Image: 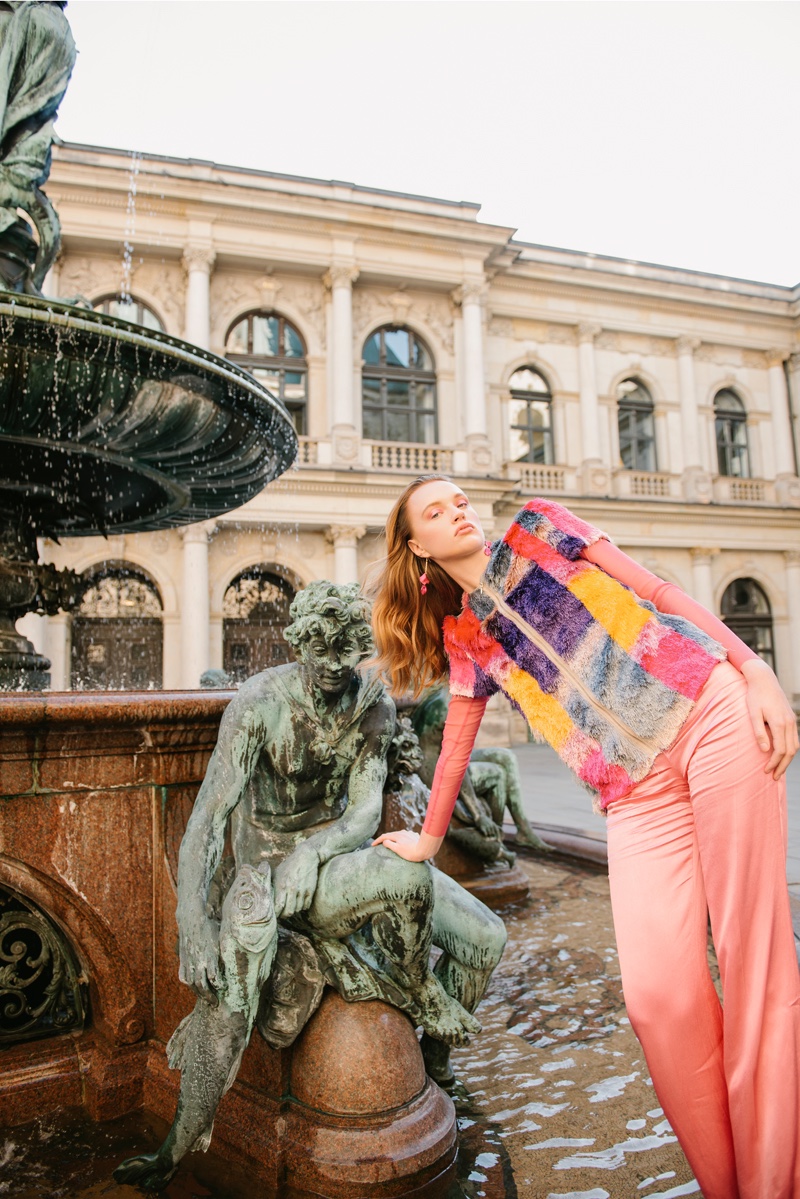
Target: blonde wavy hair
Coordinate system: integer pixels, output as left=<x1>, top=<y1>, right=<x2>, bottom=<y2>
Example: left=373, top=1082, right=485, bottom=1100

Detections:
left=367, top=474, right=464, bottom=698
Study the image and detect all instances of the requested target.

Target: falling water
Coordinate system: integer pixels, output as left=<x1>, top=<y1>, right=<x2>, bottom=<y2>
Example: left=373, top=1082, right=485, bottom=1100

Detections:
left=120, top=151, right=141, bottom=305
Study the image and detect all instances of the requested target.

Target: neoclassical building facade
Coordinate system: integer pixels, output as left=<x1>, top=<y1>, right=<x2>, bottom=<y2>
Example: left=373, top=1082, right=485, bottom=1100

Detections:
left=20, top=142, right=800, bottom=730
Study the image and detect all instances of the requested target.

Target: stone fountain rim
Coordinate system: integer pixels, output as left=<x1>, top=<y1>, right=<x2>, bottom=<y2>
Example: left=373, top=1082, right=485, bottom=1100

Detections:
left=0, top=688, right=236, bottom=726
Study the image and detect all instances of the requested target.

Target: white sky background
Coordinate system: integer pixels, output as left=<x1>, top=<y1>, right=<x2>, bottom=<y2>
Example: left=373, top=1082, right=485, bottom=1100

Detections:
left=57, top=0, right=799, bottom=286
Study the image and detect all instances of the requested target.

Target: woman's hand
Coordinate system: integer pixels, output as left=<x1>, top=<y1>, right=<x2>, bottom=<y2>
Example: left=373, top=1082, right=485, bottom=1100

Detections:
left=372, top=828, right=443, bottom=862
left=741, top=658, right=799, bottom=779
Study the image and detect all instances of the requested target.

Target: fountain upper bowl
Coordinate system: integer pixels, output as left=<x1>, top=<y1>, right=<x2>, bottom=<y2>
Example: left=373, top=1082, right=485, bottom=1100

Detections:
left=0, top=293, right=298, bottom=538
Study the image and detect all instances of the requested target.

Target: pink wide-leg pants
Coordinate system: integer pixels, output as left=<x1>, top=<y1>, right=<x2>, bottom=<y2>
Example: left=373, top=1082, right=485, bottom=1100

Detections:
left=606, top=661, right=800, bottom=1199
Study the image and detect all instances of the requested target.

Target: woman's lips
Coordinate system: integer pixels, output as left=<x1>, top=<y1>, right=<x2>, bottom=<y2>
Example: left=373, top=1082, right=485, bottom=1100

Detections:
left=455, top=523, right=475, bottom=536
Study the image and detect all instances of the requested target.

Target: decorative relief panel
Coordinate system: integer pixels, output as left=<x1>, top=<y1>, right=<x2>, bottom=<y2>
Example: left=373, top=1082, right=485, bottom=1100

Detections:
left=694, top=345, right=763, bottom=368
left=352, top=289, right=454, bottom=354
left=57, top=256, right=183, bottom=329
left=211, top=274, right=327, bottom=348
left=58, top=254, right=123, bottom=302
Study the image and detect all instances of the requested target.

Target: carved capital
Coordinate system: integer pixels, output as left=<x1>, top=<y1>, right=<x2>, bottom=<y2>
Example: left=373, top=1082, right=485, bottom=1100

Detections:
left=326, top=524, right=367, bottom=550
left=675, top=336, right=701, bottom=356
left=789, top=351, right=800, bottom=373
left=577, top=322, right=601, bottom=343
left=765, top=347, right=789, bottom=368
left=451, top=280, right=489, bottom=307
left=182, top=245, right=216, bottom=276
left=323, top=264, right=360, bottom=291
left=784, top=550, right=800, bottom=569
left=181, top=520, right=217, bottom=545
left=690, top=547, right=719, bottom=567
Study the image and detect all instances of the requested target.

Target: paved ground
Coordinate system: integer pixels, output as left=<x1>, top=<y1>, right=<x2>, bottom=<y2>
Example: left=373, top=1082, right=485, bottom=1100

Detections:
left=511, top=740, right=800, bottom=919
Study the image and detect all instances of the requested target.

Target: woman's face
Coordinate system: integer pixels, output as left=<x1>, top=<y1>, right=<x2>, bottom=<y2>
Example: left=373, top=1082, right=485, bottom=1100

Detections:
left=405, top=479, right=486, bottom=565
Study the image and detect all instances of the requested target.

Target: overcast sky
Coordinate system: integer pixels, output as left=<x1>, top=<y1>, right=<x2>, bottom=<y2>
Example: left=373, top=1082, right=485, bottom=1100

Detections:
left=57, top=1, right=799, bottom=286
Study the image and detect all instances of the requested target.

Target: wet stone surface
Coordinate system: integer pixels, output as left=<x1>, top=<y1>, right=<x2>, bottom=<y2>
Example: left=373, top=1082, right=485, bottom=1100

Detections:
left=0, top=854, right=707, bottom=1199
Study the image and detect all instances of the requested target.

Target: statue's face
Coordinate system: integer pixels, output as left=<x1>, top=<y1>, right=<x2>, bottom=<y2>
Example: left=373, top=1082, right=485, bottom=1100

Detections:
left=296, top=626, right=366, bottom=696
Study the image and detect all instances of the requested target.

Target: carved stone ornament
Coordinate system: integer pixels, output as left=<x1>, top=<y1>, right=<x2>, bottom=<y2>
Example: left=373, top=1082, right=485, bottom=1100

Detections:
left=323, top=264, right=359, bottom=291
left=0, top=885, right=87, bottom=1046
left=325, top=525, right=367, bottom=550
left=182, top=245, right=216, bottom=277
left=332, top=430, right=360, bottom=462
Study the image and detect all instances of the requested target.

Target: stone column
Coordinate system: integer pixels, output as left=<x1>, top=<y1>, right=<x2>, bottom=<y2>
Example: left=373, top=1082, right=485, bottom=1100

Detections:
left=46, top=613, right=72, bottom=691
left=324, top=265, right=360, bottom=466
left=766, top=350, right=800, bottom=503
left=690, top=548, right=718, bottom=612
left=182, top=246, right=216, bottom=351
left=784, top=551, right=800, bottom=703
left=181, top=522, right=214, bottom=688
left=327, top=525, right=366, bottom=585
left=453, top=281, right=493, bottom=473
left=577, top=323, right=610, bottom=494
left=675, top=336, right=712, bottom=502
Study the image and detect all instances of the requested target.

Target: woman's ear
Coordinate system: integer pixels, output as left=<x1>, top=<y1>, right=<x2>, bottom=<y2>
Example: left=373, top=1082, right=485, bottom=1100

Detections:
left=407, top=537, right=426, bottom=559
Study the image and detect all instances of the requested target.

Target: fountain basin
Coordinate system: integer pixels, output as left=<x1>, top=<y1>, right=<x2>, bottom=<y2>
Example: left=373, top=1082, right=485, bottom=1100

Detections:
left=0, top=293, right=297, bottom=537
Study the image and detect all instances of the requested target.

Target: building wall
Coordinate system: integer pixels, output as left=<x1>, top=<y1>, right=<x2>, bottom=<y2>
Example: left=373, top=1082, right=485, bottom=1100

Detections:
left=27, top=143, right=800, bottom=718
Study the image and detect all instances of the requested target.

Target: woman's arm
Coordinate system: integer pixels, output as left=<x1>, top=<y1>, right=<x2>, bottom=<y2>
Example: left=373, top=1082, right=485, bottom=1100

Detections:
left=584, top=540, right=798, bottom=778
left=373, top=694, right=488, bottom=861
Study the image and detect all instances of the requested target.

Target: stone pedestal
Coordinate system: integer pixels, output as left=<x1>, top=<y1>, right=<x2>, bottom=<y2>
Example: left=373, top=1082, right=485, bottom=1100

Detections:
left=283, top=992, right=456, bottom=1197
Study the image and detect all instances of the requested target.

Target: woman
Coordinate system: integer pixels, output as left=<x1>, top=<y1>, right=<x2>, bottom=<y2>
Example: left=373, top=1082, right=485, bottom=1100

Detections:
left=371, top=474, right=800, bottom=1199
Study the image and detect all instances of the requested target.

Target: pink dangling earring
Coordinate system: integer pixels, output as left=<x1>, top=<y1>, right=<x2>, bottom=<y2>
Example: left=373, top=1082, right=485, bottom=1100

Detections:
left=484, top=540, right=492, bottom=557
left=419, top=559, right=429, bottom=596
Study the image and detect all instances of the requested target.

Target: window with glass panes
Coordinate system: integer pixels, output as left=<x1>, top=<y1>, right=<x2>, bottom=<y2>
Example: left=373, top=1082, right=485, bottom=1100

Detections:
left=508, top=367, right=554, bottom=464
left=225, top=311, right=308, bottom=435
left=714, top=389, right=750, bottom=478
left=362, top=326, right=437, bottom=444
left=93, top=295, right=164, bottom=331
left=721, top=578, right=774, bottom=670
left=617, top=378, right=657, bottom=471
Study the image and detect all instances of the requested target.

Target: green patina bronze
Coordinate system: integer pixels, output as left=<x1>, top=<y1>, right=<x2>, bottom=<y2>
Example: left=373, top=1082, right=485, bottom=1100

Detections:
left=411, top=686, right=551, bottom=856
left=115, top=582, right=507, bottom=1191
left=0, top=2, right=76, bottom=293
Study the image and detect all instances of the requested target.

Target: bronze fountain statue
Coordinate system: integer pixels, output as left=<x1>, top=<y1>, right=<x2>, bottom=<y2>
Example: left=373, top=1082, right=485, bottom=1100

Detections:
left=115, top=582, right=507, bottom=1190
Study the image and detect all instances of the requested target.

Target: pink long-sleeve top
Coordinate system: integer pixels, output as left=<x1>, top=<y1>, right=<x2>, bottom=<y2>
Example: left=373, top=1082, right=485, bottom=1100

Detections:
left=421, top=539, right=759, bottom=838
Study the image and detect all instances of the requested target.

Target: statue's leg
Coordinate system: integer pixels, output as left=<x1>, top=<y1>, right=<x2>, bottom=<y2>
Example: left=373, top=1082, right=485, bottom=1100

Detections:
left=307, top=846, right=481, bottom=1046
left=421, top=867, right=508, bottom=1084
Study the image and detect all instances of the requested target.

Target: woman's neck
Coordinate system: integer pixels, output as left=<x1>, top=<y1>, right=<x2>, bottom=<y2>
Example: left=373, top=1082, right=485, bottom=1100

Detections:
left=440, top=547, right=489, bottom=595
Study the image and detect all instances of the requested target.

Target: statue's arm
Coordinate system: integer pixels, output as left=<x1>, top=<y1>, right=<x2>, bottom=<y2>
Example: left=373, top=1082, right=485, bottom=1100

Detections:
left=315, top=695, right=395, bottom=861
left=175, top=690, right=264, bottom=997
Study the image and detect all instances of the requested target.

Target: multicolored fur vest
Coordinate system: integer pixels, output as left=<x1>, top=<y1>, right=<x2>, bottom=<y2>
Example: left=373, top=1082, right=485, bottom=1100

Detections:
left=443, top=500, right=726, bottom=810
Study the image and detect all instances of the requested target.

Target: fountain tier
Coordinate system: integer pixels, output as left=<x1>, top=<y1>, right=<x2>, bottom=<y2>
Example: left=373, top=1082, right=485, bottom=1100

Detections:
left=0, top=293, right=297, bottom=538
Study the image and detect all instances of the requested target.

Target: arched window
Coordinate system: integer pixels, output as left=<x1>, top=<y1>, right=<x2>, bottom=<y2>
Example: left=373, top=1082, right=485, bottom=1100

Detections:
left=721, top=578, right=774, bottom=670
left=714, top=389, right=750, bottom=478
left=93, top=294, right=164, bottom=331
left=508, top=367, right=554, bottom=464
left=225, top=311, right=308, bottom=435
left=362, top=325, right=437, bottom=444
left=71, top=563, right=163, bottom=690
left=222, top=567, right=297, bottom=683
left=617, top=378, right=657, bottom=471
